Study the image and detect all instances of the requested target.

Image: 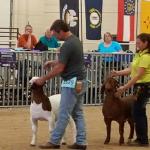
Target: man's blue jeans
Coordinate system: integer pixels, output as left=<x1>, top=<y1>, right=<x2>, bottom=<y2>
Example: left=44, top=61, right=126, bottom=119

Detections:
left=50, top=80, right=87, bottom=145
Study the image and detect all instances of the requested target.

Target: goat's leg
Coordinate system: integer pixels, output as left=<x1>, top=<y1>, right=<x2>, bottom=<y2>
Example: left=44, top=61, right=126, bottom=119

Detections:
left=48, top=113, right=56, bottom=144
left=119, top=121, right=124, bottom=145
left=104, top=118, right=111, bottom=144
left=48, top=115, right=55, bottom=134
left=127, top=118, right=134, bottom=144
left=48, top=114, right=66, bottom=145
left=48, top=114, right=68, bottom=145
left=61, top=117, right=76, bottom=145
left=61, top=129, right=67, bottom=145
left=30, top=118, right=38, bottom=146
left=68, top=116, right=76, bottom=143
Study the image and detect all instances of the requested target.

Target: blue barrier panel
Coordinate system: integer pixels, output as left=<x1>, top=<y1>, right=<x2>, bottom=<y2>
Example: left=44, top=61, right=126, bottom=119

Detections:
left=0, top=48, right=16, bottom=67
left=84, top=54, right=92, bottom=68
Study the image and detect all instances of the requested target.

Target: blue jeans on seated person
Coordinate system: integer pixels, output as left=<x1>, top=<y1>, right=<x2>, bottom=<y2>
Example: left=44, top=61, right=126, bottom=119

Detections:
left=50, top=80, right=87, bottom=145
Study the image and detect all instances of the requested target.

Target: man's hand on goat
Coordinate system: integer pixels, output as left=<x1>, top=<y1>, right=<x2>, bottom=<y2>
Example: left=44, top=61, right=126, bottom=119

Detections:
left=34, top=77, right=46, bottom=86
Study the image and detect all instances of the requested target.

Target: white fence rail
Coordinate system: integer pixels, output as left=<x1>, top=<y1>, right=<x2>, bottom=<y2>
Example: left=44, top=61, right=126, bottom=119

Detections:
left=0, top=50, right=135, bottom=107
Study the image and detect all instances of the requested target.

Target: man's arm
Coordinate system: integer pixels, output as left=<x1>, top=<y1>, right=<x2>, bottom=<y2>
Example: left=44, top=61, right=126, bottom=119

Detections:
left=44, top=60, right=59, bottom=69
left=35, top=62, right=65, bottom=85
left=44, top=62, right=65, bottom=80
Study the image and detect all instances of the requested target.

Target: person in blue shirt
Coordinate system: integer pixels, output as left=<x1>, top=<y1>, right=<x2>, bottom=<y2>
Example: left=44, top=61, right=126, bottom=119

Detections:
left=98, top=32, right=125, bottom=83
left=39, top=28, right=60, bottom=49
left=98, top=32, right=123, bottom=62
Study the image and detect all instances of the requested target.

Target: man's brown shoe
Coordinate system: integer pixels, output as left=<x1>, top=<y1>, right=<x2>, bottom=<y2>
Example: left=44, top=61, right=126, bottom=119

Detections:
left=39, top=142, right=60, bottom=149
left=68, top=143, right=87, bottom=149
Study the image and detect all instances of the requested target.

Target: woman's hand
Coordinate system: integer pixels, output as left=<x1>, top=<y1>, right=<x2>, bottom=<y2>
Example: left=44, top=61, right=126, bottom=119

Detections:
left=115, top=86, right=126, bottom=97
left=118, top=86, right=125, bottom=93
left=111, top=70, right=119, bottom=77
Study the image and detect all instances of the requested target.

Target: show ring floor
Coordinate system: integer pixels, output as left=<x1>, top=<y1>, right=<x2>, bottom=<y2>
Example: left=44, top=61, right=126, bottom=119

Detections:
left=0, top=105, right=150, bottom=150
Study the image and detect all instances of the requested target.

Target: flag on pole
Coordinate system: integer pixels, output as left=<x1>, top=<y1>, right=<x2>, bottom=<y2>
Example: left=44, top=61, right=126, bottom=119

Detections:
left=117, top=0, right=135, bottom=42
left=60, top=0, right=79, bottom=37
left=85, top=0, right=103, bottom=40
left=140, top=0, right=150, bottom=33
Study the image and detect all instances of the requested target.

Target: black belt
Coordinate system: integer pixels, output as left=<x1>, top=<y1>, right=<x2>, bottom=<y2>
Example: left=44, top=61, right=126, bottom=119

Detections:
left=134, top=82, right=150, bottom=98
left=135, top=82, right=150, bottom=86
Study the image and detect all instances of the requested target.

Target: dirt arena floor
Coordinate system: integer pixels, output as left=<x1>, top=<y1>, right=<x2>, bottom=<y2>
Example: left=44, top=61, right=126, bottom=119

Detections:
left=0, top=105, right=150, bottom=150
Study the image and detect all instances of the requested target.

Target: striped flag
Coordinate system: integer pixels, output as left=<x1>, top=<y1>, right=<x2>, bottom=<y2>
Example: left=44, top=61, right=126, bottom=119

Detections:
left=117, top=0, right=135, bottom=42
left=140, top=0, right=150, bottom=33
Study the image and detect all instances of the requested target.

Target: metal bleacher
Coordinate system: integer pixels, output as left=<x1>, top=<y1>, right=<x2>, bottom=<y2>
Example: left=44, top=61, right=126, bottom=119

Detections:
left=0, top=27, right=19, bottom=48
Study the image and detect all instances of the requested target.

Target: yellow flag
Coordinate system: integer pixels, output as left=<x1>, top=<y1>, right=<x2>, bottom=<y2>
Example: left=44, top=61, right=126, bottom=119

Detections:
left=140, top=0, right=150, bottom=33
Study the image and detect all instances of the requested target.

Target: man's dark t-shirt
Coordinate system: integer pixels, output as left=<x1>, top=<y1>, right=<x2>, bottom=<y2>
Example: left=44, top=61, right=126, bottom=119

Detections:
left=58, top=35, right=86, bottom=80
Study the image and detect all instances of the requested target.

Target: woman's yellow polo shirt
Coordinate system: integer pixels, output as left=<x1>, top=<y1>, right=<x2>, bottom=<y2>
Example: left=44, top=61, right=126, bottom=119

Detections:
left=131, top=49, right=150, bottom=83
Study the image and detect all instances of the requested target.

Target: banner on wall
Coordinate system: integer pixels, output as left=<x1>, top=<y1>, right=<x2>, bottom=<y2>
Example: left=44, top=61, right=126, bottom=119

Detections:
left=60, top=0, right=79, bottom=37
left=140, top=0, right=150, bottom=33
left=85, top=0, right=103, bottom=40
left=117, top=0, right=135, bottom=42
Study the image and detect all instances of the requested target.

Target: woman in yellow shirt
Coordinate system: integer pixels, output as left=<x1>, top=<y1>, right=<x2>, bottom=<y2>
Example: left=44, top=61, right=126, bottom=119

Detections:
left=111, top=33, right=150, bottom=146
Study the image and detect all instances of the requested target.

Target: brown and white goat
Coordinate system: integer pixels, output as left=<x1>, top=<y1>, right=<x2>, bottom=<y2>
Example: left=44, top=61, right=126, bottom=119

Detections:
left=29, top=77, right=76, bottom=146
left=101, top=77, right=136, bottom=145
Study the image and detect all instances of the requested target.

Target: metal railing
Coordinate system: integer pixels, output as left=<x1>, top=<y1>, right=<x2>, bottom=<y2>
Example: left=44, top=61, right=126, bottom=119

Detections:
left=0, top=27, right=19, bottom=48
left=0, top=50, right=135, bottom=107
left=84, top=52, right=134, bottom=105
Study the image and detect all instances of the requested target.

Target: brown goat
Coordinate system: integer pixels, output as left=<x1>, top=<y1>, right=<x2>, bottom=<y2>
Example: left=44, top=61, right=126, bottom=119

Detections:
left=101, top=77, right=136, bottom=145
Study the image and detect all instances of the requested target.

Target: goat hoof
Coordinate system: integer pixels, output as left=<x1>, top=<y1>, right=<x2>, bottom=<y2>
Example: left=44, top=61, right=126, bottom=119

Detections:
left=104, top=142, right=109, bottom=145
left=62, top=142, right=67, bottom=145
left=104, top=140, right=109, bottom=144
left=119, top=141, right=124, bottom=145
left=30, top=144, right=36, bottom=147
left=127, top=139, right=132, bottom=144
left=119, top=138, right=124, bottom=145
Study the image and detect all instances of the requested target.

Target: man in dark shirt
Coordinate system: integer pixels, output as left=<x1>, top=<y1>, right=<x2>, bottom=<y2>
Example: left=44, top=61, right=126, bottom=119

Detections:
left=35, top=20, right=87, bottom=150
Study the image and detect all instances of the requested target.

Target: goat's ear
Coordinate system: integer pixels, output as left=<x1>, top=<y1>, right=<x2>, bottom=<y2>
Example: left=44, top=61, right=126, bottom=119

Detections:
left=101, top=84, right=105, bottom=94
left=30, top=82, right=36, bottom=89
left=42, top=97, right=52, bottom=111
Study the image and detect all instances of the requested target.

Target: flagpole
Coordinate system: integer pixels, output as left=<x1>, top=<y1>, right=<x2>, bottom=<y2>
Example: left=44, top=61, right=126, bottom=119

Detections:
left=136, top=0, right=139, bottom=36
left=80, top=0, right=83, bottom=43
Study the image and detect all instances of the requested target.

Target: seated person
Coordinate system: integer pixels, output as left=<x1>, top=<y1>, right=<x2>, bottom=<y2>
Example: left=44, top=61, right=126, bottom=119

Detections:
left=17, top=24, right=37, bottom=50
left=38, top=28, right=60, bottom=49
left=98, top=32, right=123, bottom=62
left=98, top=32, right=125, bottom=83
